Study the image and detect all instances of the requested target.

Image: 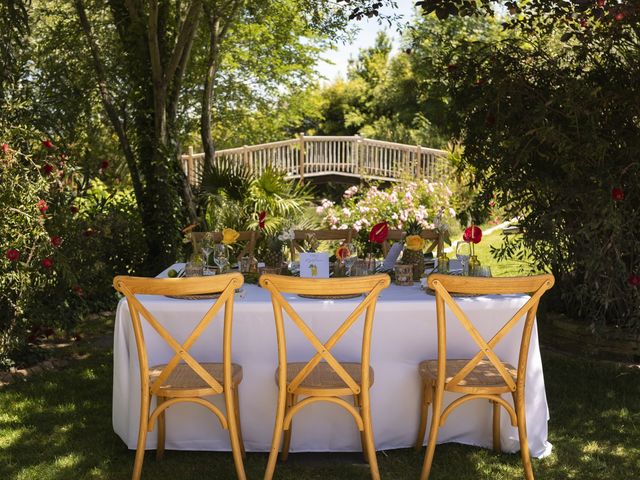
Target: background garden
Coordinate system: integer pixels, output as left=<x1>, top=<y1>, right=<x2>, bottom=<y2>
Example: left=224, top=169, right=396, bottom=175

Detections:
left=1, top=0, right=639, bottom=478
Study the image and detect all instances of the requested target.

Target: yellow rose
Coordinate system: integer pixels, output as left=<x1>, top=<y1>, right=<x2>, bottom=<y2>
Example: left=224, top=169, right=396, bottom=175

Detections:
left=222, top=228, right=240, bottom=245
left=405, top=234, right=425, bottom=252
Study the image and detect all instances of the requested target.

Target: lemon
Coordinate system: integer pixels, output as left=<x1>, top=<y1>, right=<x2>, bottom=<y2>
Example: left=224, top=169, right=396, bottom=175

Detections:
left=167, top=269, right=178, bottom=278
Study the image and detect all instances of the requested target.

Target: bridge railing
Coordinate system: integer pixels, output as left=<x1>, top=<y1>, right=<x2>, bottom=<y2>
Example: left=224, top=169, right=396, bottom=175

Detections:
left=181, top=135, right=450, bottom=185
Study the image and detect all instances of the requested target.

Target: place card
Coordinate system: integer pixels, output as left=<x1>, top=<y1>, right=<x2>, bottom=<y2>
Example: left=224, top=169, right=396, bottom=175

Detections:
left=299, top=252, right=330, bottom=278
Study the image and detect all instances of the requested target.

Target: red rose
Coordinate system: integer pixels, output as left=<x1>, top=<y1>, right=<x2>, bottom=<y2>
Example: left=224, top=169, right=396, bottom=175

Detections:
left=628, top=274, right=640, bottom=287
left=70, top=205, right=79, bottom=214
left=369, top=222, right=389, bottom=244
left=1, top=143, right=9, bottom=154
left=72, top=285, right=84, bottom=297
left=43, top=139, right=54, bottom=149
left=611, top=187, right=624, bottom=201
left=100, top=160, right=109, bottom=170
left=463, top=225, right=483, bottom=244
left=42, top=257, right=54, bottom=269
left=37, top=199, right=49, bottom=214
left=6, top=249, right=20, bottom=262
left=258, top=211, right=266, bottom=229
left=42, top=163, right=54, bottom=175
left=51, top=235, right=62, bottom=248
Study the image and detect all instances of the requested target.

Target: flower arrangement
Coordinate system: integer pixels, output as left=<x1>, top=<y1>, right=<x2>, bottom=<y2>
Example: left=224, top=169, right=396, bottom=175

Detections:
left=462, top=225, right=482, bottom=257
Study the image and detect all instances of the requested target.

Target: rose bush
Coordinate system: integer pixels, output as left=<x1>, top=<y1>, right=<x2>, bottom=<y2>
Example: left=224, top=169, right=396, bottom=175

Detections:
left=0, top=133, right=145, bottom=367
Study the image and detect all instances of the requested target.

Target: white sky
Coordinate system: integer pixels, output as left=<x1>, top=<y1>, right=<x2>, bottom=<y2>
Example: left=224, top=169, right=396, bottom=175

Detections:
left=315, top=1, right=419, bottom=82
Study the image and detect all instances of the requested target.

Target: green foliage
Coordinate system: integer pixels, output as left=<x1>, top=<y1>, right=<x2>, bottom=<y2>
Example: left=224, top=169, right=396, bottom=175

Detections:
left=0, top=132, right=145, bottom=367
left=437, top=12, right=640, bottom=329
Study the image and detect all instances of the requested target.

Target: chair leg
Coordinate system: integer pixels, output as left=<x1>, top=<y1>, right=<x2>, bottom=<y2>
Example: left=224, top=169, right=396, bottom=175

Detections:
left=132, top=393, right=151, bottom=480
left=225, top=384, right=247, bottom=480
left=420, top=384, right=444, bottom=480
left=264, top=386, right=288, bottom=480
left=415, top=380, right=433, bottom=451
left=354, top=394, right=369, bottom=464
left=233, top=385, right=246, bottom=460
left=492, top=399, right=501, bottom=453
left=360, top=390, right=380, bottom=480
left=513, top=391, right=535, bottom=480
left=156, top=396, right=166, bottom=461
left=281, top=393, right=297, bottom=462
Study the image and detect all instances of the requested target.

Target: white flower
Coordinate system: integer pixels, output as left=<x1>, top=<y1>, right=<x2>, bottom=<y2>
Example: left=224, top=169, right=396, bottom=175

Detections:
left=448, top=207, right=456, bottom=218
left=342, top=207, right=351, bottom=217
left=316, top=206, right=324, bottom=214
left=277, top=228, right=295, bottom=241
left=343, top=186, right=358, bottom=198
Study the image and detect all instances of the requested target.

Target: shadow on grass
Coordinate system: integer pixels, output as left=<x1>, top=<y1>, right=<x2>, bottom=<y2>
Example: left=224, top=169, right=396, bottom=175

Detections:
left=0, top=348, right=638, bottom=479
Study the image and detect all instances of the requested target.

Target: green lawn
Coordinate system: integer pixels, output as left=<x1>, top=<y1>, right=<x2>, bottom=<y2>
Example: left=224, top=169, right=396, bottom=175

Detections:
left=1, top=315, right=639, bottom=480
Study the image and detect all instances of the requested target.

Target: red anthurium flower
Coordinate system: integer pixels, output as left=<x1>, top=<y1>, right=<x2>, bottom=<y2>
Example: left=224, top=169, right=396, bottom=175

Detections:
left=1, top=143, right=9, bottom=154
left=463, top=225, right=483, bottom=244
left=42, top=257, right=54, bottom=269
left=369, top=222, right=389, bottom=244
left=6, top=249, right=20, bottom=262
left=100, top=160, right=109, bottom=170
left=51, top=236, right=62, bottom=248
left=72, top=285, right=85, bottom=297
left=70, top=205, right=78, bottom=214
left=42, top=163, right=54, bottom=175
left=258, top=211, right=266, bottom=229
left=611, top=187, right=624, bottom=201
left=615, top=12, right=625, bottom=21
left=628, top=274, right=640, bottom=287
left=42, top=139, right=54, bottom=149
left=37, top=199, right=49, bottom=214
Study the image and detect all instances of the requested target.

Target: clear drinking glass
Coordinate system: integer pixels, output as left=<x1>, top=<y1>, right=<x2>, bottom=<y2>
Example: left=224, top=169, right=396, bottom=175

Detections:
left=476, top=265, right=492, bottom=278
left=185, top=253, right=204, bottom=277
left=213, top=244, right=229, bottom=273
left=200, top=233, right=215, bottom=267
left=344, top=242, right=358, bottom=276
left=456, top=241, right=471, bottom=275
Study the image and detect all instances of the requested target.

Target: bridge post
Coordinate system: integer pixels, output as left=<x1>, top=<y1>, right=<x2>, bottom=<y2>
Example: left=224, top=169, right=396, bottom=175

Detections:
left=415, top=144, right=422, bottom=178
left=187, top=145, right=195, bottom=185
left=354, top=134, right=361, bottom=177
left=298, top=132, right=305, bottom=184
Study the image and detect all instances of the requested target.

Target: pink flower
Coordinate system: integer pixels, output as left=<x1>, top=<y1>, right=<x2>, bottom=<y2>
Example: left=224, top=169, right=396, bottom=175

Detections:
left=1, top=143, right=9, bottom=154
left=37, top=199, right=49, bottom=214
left=42, top=163, right=54, bottom=175
left=6, top=249, right=20, bottom=262
left=611, top=187, right=624, bottom=202
left=42, top=139, right=54, bottom=149
left=51, top=236, right=62, bottom=248
left=42, top=257, right=54, bottom=269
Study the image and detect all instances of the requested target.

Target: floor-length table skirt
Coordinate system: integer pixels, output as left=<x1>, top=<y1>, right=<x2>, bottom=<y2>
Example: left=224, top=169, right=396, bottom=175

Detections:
left=112, top=269, right=552, bottom=457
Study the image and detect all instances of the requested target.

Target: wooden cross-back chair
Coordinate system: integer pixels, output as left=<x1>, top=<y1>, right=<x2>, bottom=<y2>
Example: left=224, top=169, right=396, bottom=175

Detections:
left=259, top=274, right=391, bottom=480
left=190, top=231, right=261, bottom=263
left=416, top=274, right=555, bottom=480
left=290, top=229, right=356, bottom=261
left=382, top=229, right=443, bottom=257
left=113, top=273, right=247, bottom=480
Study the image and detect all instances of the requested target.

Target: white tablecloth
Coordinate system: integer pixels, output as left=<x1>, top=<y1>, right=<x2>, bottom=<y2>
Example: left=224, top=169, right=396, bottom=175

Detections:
left=112, top=266, right=552, bottom=457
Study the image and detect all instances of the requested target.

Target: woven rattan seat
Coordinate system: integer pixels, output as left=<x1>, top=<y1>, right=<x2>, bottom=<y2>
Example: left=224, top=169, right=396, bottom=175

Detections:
left=277, top=362, right=373, bottom=395
left=150, top=362, right=243, bottom=394
left=419, top=359, right=516, bottom=390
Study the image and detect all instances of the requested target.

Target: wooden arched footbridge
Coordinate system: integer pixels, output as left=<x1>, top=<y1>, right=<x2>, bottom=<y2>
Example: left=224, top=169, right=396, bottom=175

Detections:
left=181, top=135, right=449, bottom=185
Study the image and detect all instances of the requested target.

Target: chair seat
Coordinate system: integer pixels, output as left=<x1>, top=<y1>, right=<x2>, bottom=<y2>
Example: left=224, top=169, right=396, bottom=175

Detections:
left=276, top=362, right=373, bottom=394
left=149, top=362, right=243, bottom=396
left=419, top=359, right=517, bottom=390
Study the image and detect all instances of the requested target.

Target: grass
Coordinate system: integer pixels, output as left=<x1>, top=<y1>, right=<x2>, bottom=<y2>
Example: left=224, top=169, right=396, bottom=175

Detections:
left=1, top=313, right=639, bottom=480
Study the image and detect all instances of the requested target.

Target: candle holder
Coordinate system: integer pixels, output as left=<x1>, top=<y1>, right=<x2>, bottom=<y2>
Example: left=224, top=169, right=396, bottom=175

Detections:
left=393, top=264, right=414, bottom=286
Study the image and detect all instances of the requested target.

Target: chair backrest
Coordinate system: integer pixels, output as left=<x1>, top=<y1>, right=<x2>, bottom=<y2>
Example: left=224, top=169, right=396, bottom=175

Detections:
left=190, top=231, right=261, bottom=263
left=259, top=274, right=390, bottom=394
left=113, top=273, right=244, bottom=396
left=290, top=229, right=356, bottom=261
left=382, top=229, right=443, bottom=257
left=427, top=274, right=554, bottom=392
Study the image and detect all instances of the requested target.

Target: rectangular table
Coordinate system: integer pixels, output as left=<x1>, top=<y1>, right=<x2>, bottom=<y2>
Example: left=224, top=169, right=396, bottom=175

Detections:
left=112, top=266, right=552, bottom=457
